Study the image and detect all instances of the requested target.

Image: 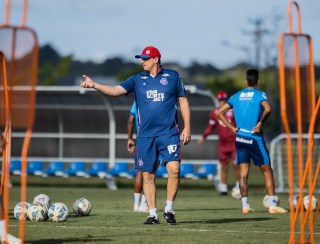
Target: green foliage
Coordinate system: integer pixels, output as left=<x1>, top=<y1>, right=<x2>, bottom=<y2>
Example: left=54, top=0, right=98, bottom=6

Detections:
left=116, top=65, right=142, bottom=82
left=38, top=55, right=73, bottom=86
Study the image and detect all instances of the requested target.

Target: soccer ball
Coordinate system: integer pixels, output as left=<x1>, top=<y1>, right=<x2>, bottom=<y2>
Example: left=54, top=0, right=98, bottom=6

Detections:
left=263, top=195, right=280, bottom=208
left=27, top=203, right=48, bottom=222
left=48, top=202, right=69, bottom=222
left=14, top=202, right=31, bottom=221
left=231, top=186, right=241, bottom=199
left=73, top=198, right=92, bottom=216
left=303, top=195, right=318, bottom=211
left=33, top=194, right=51, bottom=211
left=288, top=194, right=299, bottom=209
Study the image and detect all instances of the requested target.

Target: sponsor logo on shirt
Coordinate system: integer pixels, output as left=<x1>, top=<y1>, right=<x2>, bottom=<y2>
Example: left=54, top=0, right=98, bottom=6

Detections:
left=236, top=137, right=253, bottom=144
left=140, top=76, right=148, bottom=79
left=146, top=90, right=165, bottom=102
left=239, top=92, right=254, bottom=100
left=162, top=73, right=170, bottom=77
left=167, top=144, right=177, bottom=154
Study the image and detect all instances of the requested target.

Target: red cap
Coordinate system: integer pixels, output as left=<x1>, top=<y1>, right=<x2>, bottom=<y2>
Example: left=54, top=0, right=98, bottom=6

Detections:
left=135, top=46, right=161, bottom=59
left=217, top=91, right=228, bottom=100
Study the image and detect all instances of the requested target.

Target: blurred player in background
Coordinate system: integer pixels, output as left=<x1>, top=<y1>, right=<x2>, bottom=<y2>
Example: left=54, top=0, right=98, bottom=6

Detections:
left=0, top=133, right=21, bottom=244
left=217, top=69, right=287, bottom=214
left=127, top=102, right=148, bottom=213
left=81, top=46, right=191, bottom=225
left=197, top=91, right=240, bottom=197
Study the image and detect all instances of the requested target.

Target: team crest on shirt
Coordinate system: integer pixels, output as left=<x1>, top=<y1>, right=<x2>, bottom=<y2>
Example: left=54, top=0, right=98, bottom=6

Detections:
left=138, top=158, right=144, bottom=167
left=160, top=78, right=168, bottom=85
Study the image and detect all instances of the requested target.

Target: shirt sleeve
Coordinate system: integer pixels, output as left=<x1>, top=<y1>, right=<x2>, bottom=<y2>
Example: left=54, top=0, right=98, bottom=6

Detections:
left=227, top=95, right=234, bottom=108
left=176, top=72, right=187, bottom=97
left=261, top=92, right=268, bottom=102
left=120, top=75, right=136, bottom=94
left=130, top=102, right=136, bottom=116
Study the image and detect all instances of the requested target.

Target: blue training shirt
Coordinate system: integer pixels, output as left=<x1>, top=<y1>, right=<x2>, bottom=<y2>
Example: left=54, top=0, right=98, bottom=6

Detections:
left=130, top=102, right=139, bottom=130
left=120, top=68, right=186, bottom=137
left=227, top=88, right=268, bottom=133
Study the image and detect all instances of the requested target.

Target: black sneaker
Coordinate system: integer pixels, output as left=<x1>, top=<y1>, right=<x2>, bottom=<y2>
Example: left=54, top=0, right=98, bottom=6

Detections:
left=143, top=216, right=160, bottom=224
left=220, top=192, right=228, bottom=196
left=163, top=210, right=176, bottom=225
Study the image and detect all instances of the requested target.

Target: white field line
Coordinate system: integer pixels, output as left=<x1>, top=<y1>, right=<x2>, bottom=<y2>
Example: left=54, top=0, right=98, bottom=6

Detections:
left=9, top=224, right=320, bottom=235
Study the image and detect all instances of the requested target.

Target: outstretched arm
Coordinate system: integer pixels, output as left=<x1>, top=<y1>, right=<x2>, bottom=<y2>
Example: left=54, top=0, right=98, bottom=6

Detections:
left=179, top=96, right=191, bottom=145
left=80, top=75, right=127, bottom=96
left=217, top=103, right=238, bottom=133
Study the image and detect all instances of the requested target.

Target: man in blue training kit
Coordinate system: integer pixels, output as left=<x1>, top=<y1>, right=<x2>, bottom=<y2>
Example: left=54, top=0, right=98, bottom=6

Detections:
left=217, top=69, right=287, bottom=214
left=80, top=46, right=191, bottom=224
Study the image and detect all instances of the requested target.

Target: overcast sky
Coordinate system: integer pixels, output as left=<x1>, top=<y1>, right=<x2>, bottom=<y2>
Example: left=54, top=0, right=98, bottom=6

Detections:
left=3, top=0, right=319, bottom=68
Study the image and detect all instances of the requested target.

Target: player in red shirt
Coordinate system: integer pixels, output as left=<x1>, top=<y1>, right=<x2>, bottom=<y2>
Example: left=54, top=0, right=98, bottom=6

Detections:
left=197, top=91, right=240, bottom=197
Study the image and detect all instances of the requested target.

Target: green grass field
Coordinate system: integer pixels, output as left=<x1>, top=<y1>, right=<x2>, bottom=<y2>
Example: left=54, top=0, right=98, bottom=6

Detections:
left=7, top=172, right=320, bottom=244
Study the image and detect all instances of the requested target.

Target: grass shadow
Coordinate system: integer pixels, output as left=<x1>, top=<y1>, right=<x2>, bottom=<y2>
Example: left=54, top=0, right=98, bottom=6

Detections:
left=179, top=217, right=277, bottom=224
left=25, top=235, right=113, bottom=243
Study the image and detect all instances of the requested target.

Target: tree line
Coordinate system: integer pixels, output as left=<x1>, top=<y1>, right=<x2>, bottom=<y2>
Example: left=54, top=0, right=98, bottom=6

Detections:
left=38, top=44, right=320, bottom=138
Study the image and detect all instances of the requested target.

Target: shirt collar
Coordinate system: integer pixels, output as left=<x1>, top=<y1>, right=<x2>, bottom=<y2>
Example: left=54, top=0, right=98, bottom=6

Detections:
left=143, top=67, right=164, bottom=77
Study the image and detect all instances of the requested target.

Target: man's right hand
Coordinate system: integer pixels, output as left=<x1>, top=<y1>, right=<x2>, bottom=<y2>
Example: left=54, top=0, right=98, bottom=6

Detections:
left=80, top=75, right=95, bottom=88
left=127, top=138, right=135, bottom=153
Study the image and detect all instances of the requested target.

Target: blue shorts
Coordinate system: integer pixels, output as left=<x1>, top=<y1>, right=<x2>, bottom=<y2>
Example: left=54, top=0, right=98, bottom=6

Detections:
left=235, top=132, right=270, bottom=166
left=135, top=134, right=181, bottom=172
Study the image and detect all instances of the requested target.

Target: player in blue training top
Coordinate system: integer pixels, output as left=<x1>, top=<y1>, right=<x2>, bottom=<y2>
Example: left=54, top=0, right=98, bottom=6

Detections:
left=217, top=69, right=287, bottom=214
left=128, top=102, right=148, bottom=213
left=80, top=46, right=191, bottom=225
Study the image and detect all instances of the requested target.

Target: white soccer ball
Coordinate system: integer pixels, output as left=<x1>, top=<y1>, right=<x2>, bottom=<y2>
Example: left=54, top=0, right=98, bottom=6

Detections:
left=33, top=194, right=51, bottom=211
left=73, top=198, right=92, bottom=216
left=231, top=186, right=241, bottom=199
left=14, top=202, right=31, bottom=221
left=48, top=202, right=69, bottom=222
left=263, top=195, right=280, bottom=208
left=303, top=195, right=318, bottom=211
left=27, top=203, right=48, bottom=222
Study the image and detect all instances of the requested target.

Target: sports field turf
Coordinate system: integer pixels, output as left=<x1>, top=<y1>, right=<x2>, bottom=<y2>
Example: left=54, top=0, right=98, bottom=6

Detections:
left=8, top=172, right=320, bottom=244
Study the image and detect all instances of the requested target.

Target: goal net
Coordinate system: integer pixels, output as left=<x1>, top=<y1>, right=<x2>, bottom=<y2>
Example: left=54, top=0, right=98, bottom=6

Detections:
left=270, top=133, right=320, bottom=193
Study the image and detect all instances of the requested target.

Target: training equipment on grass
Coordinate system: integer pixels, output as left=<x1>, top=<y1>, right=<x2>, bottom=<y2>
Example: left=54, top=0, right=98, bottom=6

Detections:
left=278, top=2, right=319, bottom=243
left=303, top=195, right=318, bottom=211
left=33, top=193, right=51, bottom=211
left=14, top=202, right=31, bottom=221
left=73, top=198, right=92, bottom=216
left=27, top=203, right=48, bottom=222
left=0, top=0, right=39, bottom=241
left=48, top=203, right=69, bottom=222
left=288, top=194, right=299, bottom=209
left=231, top=186, right=241, bottom=200
left=262, top=195, right=280, bottom=208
